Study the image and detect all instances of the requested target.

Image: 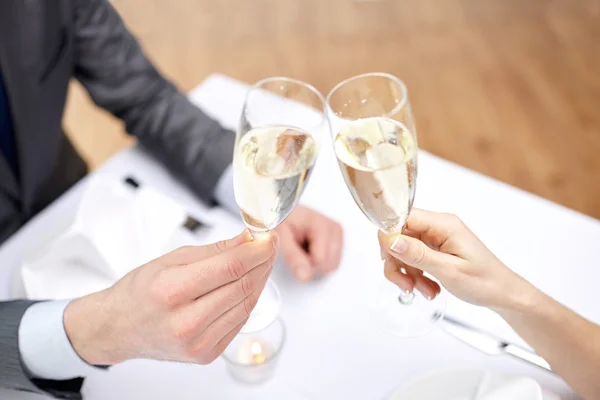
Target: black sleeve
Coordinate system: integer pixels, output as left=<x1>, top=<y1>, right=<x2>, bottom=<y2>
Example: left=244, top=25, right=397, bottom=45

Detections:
left=73, top=0, right=235, bottom=204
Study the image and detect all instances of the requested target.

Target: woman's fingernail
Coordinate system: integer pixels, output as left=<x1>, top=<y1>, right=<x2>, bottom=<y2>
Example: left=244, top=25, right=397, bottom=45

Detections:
left=390, top=236, right=408, bottom=254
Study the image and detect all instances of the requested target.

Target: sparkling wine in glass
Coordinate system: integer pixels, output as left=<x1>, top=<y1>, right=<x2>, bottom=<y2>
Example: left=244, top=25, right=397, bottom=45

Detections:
left=234, top=126, right=318, bottom=233
left=233, top=77, right=327, bottom=332
left=327, top=73, right=445, bottom=336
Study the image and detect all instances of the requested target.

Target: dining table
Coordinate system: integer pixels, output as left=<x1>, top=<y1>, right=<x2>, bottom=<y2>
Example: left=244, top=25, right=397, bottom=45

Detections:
left=1, top=74, right=598, bottom=399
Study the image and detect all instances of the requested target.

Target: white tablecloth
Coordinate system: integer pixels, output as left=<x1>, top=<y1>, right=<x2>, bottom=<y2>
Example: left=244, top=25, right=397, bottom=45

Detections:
left=1, top=74, right=598, bottom=399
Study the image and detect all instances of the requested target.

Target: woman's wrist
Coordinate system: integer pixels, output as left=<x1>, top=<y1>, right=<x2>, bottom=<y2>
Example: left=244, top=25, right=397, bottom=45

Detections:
left=490, top=269, right=546, bottom=316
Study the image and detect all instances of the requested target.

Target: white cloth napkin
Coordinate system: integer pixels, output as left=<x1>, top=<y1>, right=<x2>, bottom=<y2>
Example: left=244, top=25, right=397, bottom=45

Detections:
left=474, top=372, right=548, bottom=400
left=20, top=174, right=201, bottom=300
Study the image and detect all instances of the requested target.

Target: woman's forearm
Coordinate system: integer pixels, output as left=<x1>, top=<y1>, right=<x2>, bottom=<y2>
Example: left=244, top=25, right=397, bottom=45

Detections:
left=377, top=210, right=600, bottom=398
left=497, top=284, right=600, bottom=399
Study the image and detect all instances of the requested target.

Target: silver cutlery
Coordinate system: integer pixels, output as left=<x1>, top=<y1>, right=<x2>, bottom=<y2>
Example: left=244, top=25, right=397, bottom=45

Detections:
left=440, top=313, right=552, bottom=372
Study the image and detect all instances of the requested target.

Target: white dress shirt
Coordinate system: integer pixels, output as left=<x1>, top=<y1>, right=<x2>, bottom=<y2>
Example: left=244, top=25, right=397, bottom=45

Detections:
left=18, top=166, right=238, bottom=380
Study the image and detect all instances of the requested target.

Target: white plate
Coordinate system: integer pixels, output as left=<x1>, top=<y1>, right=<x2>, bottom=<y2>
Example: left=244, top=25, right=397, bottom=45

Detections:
left=387, top=369, right=548, bottom=400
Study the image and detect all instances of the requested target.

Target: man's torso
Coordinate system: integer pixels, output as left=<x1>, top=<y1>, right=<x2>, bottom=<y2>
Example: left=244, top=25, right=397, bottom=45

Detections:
left=0, top=0, right=86, bottom=244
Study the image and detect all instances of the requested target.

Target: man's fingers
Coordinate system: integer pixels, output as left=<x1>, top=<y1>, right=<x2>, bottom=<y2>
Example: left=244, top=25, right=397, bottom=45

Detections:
left=201, top=316, right=249, bottom=364
left=324, top=223, right=344, bottom=275
left=379, top=232, right=454, bottom=275
left=309, top=221, right=343, bottom=276
left=180, top=253, right=275, bottom=333
left=165, top=230, right=252, bottom=265
left=177, top=232, right=278, bottom=298
left=279, top=227, right=313, bottom=282
left=194, top=265, right=270, bottom=353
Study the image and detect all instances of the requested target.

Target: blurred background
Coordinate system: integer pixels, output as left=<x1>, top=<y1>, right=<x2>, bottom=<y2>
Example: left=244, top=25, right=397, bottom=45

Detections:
left=63, top=0, right=600, bottom=218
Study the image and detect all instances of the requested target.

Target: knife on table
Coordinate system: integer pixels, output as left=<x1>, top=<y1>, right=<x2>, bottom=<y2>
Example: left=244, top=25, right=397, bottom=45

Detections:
left=440, top=314, right=552, bottom=372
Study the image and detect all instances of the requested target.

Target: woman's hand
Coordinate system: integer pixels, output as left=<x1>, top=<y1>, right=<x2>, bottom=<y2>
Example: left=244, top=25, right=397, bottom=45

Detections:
left=379, top=209, right=536, bottom=311
left=381, top=209, right=600, bottom=400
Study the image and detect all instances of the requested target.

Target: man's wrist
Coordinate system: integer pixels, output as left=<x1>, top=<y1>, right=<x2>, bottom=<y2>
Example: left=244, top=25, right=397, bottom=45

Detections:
left=64, top=289, right=124, bottom=366
left=19, top=300, right=100, bottom=380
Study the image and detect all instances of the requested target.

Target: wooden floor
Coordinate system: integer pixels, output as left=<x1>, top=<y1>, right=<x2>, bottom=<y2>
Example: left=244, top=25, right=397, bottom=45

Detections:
left=63, top=0, right=600, bottom=218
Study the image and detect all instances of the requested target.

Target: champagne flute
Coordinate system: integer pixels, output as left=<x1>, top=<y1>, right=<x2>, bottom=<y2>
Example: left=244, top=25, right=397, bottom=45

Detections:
left=326, top=72, right=445, bottom=336
left=233, top=77, right=327, bottom=332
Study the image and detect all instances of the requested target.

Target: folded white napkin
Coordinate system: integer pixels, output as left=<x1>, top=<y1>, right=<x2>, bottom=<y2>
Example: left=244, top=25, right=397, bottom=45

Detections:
left=474, top=373, right=546, bottom=400
left=20, top=174, right=202, bottom=300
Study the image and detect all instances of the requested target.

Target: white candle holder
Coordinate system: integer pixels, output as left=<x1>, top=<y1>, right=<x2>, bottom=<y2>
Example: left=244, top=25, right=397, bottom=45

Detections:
left=222, top=317, right=286, bottom=384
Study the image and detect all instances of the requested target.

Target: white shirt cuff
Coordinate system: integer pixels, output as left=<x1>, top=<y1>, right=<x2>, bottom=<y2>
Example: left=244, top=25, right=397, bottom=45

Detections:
left=18, top=300, right=99, bottom=380
left=214, top=164, right=239, bottom=215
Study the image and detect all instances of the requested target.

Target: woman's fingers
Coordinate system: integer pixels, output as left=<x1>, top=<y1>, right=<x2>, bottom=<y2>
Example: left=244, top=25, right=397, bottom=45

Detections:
left=413, top=273, right=441, bottom=300
left=383, top=258, right=415, bottom=293
left=378, top=232, right=455, bottom=276
left=384, top=257, right=441, bottom=300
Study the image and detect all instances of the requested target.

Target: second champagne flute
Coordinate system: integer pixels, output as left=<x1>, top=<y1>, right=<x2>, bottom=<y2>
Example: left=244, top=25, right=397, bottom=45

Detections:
left=327, top=72, right=445, bottom=337
left=233, top=77, right=327, bottom=332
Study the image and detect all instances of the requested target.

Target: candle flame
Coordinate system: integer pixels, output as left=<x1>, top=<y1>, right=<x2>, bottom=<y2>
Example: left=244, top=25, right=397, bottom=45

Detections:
left=250, top=341, right=262, bottom=355
left=250, top=341, right=265, bottom=364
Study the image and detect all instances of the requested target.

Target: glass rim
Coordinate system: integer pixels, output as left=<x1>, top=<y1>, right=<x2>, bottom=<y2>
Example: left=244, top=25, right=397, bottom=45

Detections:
left=247, top=76, right=327, bottom=113
left=326, top=72, right=408, bottom=120
left=221, top=317, right=287, bottom=367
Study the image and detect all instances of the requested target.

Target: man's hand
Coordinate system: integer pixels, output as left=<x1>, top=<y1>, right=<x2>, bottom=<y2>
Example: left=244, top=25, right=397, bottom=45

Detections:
left=63, top=230, right=278, bottom=366
left=276, top=206, right=343, bottom=282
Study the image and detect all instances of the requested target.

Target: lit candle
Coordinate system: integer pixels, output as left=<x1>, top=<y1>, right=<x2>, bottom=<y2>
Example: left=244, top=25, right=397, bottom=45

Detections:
left=222, top=318, right=285, bottom=384
left=236, top=338, right=273, bottom=365
left=250, top=341, right=266, bottom=364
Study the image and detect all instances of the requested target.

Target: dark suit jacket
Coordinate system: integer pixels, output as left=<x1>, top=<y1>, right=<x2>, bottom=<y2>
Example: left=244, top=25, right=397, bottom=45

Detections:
left=0, top=0, right=235, bottom=398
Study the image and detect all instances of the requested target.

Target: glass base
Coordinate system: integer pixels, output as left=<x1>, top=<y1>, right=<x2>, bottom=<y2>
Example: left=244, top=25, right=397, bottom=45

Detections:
left=371, top=282, right=446, bottom=337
